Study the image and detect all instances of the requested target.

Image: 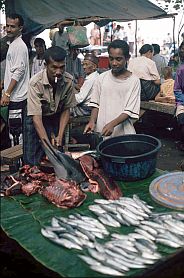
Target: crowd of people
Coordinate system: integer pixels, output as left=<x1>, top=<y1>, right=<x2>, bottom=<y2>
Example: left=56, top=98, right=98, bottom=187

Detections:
left=0, top=13, right=184, bottom=169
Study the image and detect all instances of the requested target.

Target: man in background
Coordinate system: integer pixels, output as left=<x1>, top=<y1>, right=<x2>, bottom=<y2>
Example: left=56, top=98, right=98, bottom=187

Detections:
left=152, top=43, right=168, bottom=77
left=1, top=13, right=29, bottom=146
left=127, top=23, right=134, bottom=55
left=31, top=38, right=46, bottom=77
left=71, top=53, right=99, bottom=117
left=52, top=22, right=69, bottom=51
left=66, top=47, right=85, bottom=91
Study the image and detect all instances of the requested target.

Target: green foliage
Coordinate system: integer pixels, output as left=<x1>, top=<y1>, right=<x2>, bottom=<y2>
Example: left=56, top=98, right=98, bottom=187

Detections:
left=1, top=170, right=177, bottom=277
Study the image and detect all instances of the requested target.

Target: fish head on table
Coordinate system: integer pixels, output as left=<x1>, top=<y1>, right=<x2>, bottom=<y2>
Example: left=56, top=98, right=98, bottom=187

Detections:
left=42, top=140, right=86, bottom=184
left=79, top=155, right=123, bottom=199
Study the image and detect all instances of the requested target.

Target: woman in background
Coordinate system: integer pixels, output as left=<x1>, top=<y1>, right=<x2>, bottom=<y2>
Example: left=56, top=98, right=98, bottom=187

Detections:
left=128, top=44, right=160, bottom=100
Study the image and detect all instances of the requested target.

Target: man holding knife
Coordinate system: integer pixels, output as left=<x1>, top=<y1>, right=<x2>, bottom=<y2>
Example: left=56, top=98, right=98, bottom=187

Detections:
left=23, top=46, right=76, bottom=166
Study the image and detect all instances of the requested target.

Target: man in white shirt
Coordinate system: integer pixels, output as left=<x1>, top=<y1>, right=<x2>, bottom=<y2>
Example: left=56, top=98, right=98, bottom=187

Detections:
left=84, top=40, right=141, bottom=138
left=31, top=38, right=46, bottom=77
left=71, top=53, right=99, bottom=117
left=1, top=13, right=29, bottom=146
left=113, top=25, right=124, bottom=41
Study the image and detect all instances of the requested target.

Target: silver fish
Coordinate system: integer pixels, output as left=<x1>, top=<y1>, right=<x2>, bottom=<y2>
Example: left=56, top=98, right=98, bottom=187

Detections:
left=94, top=199, right=113, bottom=204
left=87, top=248, right=106, bottom=262
left=41, top=228, right=57, bottom=239
left=50, top=237, right=83, bottom=250
left=142, top=251, right=161, bottom=260
left=164, top=219, right=184, bottom=231
left=59, top=233, right=83, bottom=246
left=156, top=238, right=181, bottom=248
left=134, top=256, right=155, bottom=265
left=174, top=213, right=184, bottom=221
left=88, top=204, right=106, bottom=213
left=157, top=231, right=184, bottom=246
left=141, top=220, right=162, bottom=229
left=111, top=233, right=135, bottom=241
left=135, top=241, right=154, bottom=254
left=105, top=246, right=136, bottom=260
left=105, top=257, right=129, bottom=272
left=135, top=228, right=156, bottom=241
left=113, top=256, right=145, bottom=269
left=98, top=215, right=121, bottom=228
left=133, top=195, right=152, bottom=214
left=78, top=255, right=101, bottom=266
left=139, top=224, right=158, bottom=236
left=129, top=233, right=154, bottom=243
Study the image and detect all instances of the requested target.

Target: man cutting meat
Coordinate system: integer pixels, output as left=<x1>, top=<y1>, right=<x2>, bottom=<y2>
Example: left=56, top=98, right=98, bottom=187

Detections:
left=23, top=46, right=76, bottom=165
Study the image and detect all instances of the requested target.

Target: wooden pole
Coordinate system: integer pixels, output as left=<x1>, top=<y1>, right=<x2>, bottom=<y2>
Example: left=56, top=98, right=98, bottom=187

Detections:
left=135, top=20, right=138, bottom=57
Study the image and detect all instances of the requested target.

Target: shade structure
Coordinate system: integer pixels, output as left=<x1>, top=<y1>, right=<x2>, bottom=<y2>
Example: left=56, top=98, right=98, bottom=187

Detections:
left=5, top=0, right=168, bottom=36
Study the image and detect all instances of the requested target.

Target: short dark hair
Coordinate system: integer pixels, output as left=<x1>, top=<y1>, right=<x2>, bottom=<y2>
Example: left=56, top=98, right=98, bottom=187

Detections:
left=139, top=44, right=154, bottom=55
left=43, top=46, right=67, bottom=64
left=7, top=13, right=24, bottom=26
left=108, top=39, right=130, bottom=59
left=34, top=38, right=46, bottom=47
left=152, top=44, right=160, bottom=54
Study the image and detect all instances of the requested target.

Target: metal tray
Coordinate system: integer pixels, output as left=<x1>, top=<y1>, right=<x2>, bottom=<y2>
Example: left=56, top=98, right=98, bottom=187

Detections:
left=149, top=171, right=184, bottom=210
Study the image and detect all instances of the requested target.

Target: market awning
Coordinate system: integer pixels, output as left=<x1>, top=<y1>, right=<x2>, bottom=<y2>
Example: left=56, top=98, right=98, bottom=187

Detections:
left=5, top=0, right=168, bottom=36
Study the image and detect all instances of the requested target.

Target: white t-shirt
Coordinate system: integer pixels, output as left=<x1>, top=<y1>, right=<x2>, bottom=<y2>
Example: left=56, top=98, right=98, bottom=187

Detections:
left=113, top=29, right=124, bottom=40
left=128, top=56, right=160, bottom=81
left=75, top=71, right=99, bottom=105
left=4, top=36, right=29, bottom=102
left=89, top=70, right=141, bottom=137
left=31, top=56, right=45, bottom=77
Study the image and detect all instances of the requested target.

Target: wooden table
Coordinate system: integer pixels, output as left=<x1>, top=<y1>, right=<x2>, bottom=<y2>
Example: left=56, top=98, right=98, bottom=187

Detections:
left=140, top=101, right=176, bottom=116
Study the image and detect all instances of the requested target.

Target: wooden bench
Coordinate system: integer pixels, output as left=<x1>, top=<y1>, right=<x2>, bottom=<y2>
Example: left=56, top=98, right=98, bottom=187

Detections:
left=1, top=144, right=23, bottom=173
left=64, top=116, right=90, bottom=151
left=140, top=101, right=176, bottom=115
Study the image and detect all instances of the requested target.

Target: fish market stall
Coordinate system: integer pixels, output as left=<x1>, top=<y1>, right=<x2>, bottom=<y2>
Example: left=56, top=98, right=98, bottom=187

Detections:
left=1, top=168, right=184, bottom=278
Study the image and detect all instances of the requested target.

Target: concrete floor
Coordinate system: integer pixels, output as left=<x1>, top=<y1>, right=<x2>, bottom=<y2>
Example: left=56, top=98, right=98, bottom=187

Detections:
left=134, top=111, right=184, bottom=172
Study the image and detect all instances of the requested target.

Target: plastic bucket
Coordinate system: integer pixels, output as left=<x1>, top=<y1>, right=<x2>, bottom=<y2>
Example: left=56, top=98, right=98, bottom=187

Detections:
left=97, top=134, right=161, bottom=181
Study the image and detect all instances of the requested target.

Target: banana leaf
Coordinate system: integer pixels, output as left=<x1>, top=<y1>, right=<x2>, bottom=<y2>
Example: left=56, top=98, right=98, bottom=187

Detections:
left=0, top=170, right=182, bottom=277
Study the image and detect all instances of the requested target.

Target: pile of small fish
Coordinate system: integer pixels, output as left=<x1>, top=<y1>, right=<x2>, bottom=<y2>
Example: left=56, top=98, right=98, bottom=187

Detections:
left=88, top=194, right=153, bottom=227
left=41, top=214, right=110, bottom=250
left=79, top=235, right=161, bottom=276
left=41, top=195, right=184, bottom=276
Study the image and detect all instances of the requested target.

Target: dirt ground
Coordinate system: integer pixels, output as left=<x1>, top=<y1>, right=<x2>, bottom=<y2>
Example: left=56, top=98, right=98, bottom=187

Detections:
left=0, top=111, right=184, bottom=278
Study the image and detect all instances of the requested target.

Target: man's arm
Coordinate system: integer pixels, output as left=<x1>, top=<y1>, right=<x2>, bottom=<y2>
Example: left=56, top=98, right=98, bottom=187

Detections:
left=84, top=107, right=98, bottom=133
left=0, top=78, right=17, bottom=106
left=102, top=113, right=129, bottom=136
left=32, top=115, right=50, bottom=144
left=56, top=108, right=70, bottom=146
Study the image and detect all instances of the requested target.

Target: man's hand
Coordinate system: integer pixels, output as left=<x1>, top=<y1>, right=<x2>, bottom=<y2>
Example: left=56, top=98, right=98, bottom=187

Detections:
left=83, top=121, right=95, bottom=134
left=54, top=136, right=63, bottom=147
left=0, top=94, right=10, bottom=106
left=101, top=122, right=114, bottom=136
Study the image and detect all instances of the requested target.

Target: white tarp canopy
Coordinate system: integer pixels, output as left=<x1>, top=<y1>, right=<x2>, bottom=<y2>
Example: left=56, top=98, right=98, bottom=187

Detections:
left=5, top=0, right=168, bottom=36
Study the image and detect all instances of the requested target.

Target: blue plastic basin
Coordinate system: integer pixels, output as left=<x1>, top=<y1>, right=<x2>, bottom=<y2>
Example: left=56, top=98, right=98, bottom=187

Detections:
left=97, top=134, right=161, bottom=181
